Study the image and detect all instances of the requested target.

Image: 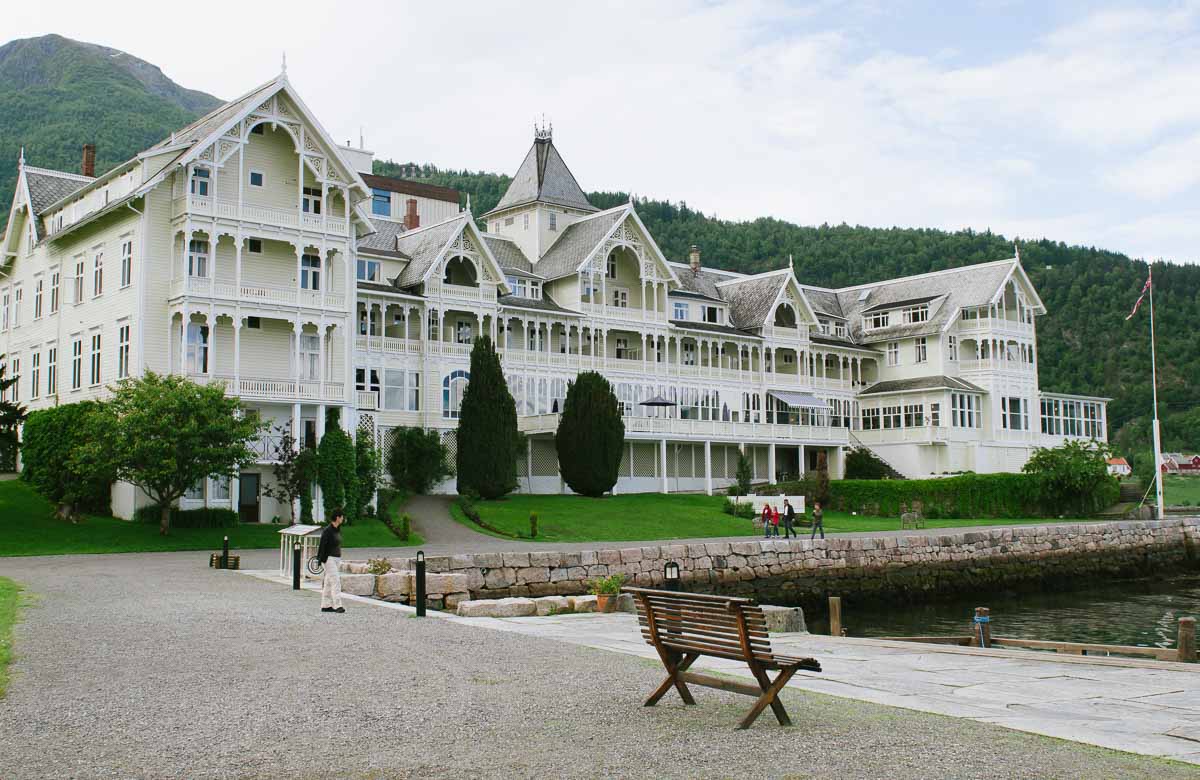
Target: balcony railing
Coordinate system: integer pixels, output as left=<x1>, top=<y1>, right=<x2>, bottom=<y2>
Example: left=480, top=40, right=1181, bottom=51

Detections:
left=173, top=194, right=349, bottom=235
left=424, top=281, right=498, bottom=304
left=357, top=390, right=379, bottom=410
left=957, top=316, right=1034, bottom=334
left=959, top=358, right=1034, bottom=372
left=190, top=373, right=345, bottom=402
left=171, top=276, right=345, bottom=309
left=518, top=413, right=850, bottom=443
left=854, top=426, right=952, bottom=445
left=579, top=302, right=668, bottom=323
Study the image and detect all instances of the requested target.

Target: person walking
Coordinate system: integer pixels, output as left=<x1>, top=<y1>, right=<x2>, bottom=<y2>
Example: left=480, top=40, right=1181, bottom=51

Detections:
left=761, top=503, right=772, bottom=539
left=782, top=498, right=797, bottom=539
left=810, top=501, right=825, bottom=541
left=318, top=508, right=346, bottom=614
left=769, top=505, right=781, bottom=538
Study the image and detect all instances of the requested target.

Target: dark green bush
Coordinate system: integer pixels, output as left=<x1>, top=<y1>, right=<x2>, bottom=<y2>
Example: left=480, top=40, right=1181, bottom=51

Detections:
left=133, top=506, right=238, bottom=528
left=828, top=473, right=1059, bottom=518
left=21, top=402, right=114, bottom=516
left=555, top=372, right=625, bottom=497
left=723, top=498, right=756, bottom=519
left=387, top=427, right=450, bottom=494
left=844, top=447, right=892, bottom=479
left=456, top=336, right=519, bottom=499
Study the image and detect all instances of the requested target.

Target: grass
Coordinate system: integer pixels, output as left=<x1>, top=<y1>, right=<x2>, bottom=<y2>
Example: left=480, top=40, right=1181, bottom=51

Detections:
left=450, top=492, right=1105, bottom=543
left=0, top=577, right=21, bottom=697
left=1164, top=475, right=1200, bottom=507
left=0, top=479, right=422, bottom=557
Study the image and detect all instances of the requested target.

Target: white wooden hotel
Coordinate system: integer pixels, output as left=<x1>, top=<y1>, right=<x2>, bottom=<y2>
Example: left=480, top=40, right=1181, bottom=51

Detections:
left=0, top=70, right=1108, bottom=519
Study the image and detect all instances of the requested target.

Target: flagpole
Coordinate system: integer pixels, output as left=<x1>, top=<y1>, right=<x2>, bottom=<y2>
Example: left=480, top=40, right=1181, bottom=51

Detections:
left=1148, top=266, right=1166, bottom=519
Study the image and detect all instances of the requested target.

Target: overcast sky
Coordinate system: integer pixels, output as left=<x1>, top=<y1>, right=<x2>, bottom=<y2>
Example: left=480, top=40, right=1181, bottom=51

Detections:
left=7, top=1, right=1199, bottom=263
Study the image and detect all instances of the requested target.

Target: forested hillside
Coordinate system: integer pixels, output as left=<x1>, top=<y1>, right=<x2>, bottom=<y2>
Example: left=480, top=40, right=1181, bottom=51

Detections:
left=378, top=159, right=1200, bottom=473
left=0, top=35, right=221, bottom=211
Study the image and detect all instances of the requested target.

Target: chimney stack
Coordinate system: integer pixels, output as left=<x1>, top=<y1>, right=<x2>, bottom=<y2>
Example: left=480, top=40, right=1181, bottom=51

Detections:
left=404, top=198, right=420, bottom=230
left=81, top=144, right=96, bottom=178
left=688, top=245, right=701, bottom=272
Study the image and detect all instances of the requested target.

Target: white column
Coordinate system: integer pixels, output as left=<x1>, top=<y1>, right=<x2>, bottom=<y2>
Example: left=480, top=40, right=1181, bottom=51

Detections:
left=768, top=442, right=777, bottom=485
left=234, top=237, right=243, bottom=297
left=293, top=320, right=303, bottom=389
left=233, top=317, right=242, bottom=391
left=660, top=438, right=669, bottom=494
left=704, top=440, right=713, bottom=496
left=799, top=444, right=806, bottom=476
left=318, top=323, right=327, bottom=389
left=291, top=401, right=302, bottom=520
left=206, top=311, right=215, bottom=380
left=179, top=308, right=189, bottom=375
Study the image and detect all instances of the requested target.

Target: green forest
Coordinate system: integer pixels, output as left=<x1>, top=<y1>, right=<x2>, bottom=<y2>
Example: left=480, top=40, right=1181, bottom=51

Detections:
left=375, top=160, right=1200, bottom=475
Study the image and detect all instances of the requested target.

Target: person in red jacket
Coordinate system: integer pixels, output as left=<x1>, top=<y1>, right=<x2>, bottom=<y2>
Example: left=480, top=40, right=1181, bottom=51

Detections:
left=770, top=505, right=781, bottom=537
left=761, top=503, right=772, bottom=538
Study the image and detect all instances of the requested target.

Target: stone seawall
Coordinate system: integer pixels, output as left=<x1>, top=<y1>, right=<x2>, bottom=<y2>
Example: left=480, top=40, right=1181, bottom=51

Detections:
left=346, top=519, right=1200, bottom=613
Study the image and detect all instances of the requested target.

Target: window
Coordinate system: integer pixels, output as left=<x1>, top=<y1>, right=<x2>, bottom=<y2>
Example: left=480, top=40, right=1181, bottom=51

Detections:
left=93, top=253, right=103, bottom=297
left=27, top=352, right=40, bottom=400
left=248, top=170, right=265, bottom=188
left=89, top=333, right=102, bottom=386
left=33, top=279, right=43, bottom=319
left=210, top=477, right=231, bottom=502
left=0, top=291, right=7, bottom=330
left=903, top=404, right=925, bottom=427
left=186, top=323, right=209, bottom=374
left=547, top=211, right=557, bottom=231
left=357, top=259, right=381, bottom=282
left=673, top=302, right=689, bottom=320
left=12, top=287, right=21, bottom=327
left=868, top=311, right=890, bottom=330
left=607, top=253, right=617, bottom=279
left=886, top=342, right=899, bottom=366
left=861, top=407, right=881, bottom=430
left=882, top=405, right=902, bottom=429
left=247, top=238, right=263, bottom=254
left=930, top=402, right=941, bottom=426
left=529, top=281, right=541, bottom=299
left=71, top=338, right=82, bottom=390
left=301, top=254, right=321, bottom=291
left=188, top=240, right=209, bottom=278
left=118, top=324, right=130, bottom=379
left=302, top=187, right=322, bottom=215
left=443, top=369, right=470, bottom=419
left=1002, top=397, right=1026, bottom=431
left=818, top=319, right=831, bottom=335
left=952, top=393, right=981, bottom=428
left=47, top=348, right=56, bottom=395
left=120, top=240, right=133, bottom=288
left=703, top=306, right=720, bottom=324
left=184, top=480, right=205, bottom=501
left=523, top=213, right=530, bottom=230
left=682, top=342, right=696, bottom=366
left=73, top=260, right=85, bottom=304
left=455, top=320, right=473, bottom=345
left=611, top=288, right=628, bottom=308
left=903, top=304, right=929, bottom=324
left=300, top=334, right=320, bottom=381
left=947, top=335, right=958, bottom=362
left=190, top=167, right=210, bottom=196
left=834, top=321, right=846, bottom=338
left=914, top=337, right=927, bottom=363
left=371, top=188, right=390, bottom=216
left=8, top=357, right=17, bottom=402
left=428, top=310, right=439, bottom=341
left=50, top=272, right=60, bottom=314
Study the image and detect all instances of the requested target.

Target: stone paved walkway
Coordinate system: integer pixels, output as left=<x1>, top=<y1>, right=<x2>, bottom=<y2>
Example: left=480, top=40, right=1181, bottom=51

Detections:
left=244, top=569, right=1200, bottom=765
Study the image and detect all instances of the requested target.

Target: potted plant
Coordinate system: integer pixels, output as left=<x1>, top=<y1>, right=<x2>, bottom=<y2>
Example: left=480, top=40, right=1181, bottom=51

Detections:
left=588, top=574, right=626, bottom=613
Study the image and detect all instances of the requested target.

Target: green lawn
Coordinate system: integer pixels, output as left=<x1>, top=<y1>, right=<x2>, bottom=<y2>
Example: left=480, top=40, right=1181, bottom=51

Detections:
left=0, top=577, right=21, bottom=697
left=0, top=479, right=421, bottom=557
left=1165, top=475, right=1200, bottom=507
left=451, top=492, right=1104, bottom=543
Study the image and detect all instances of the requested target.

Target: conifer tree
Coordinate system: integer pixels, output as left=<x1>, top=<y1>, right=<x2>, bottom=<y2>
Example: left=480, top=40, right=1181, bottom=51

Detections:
left=456, top=335, right=519, bottom=499
left=555, top=372, right=625, bottom=497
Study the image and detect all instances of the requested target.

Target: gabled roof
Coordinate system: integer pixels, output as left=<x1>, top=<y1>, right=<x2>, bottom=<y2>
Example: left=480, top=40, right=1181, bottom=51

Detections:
left=484, top=133, right=597, bottom=216
left=25, top=168, right=92, bottom=214
left=358, top=218, right=413, bottom=259
left=719, top=273, right=788, bottom=330
left=800, top=286, right=845, bottom=320
left=533, top=205, right=626, bottom=280
left=859, top=375, right=985, bottom=396
left=393, top=214, right=472, bottom=288
left=498, top=291, right=578, bottom=315
left=482, top=234, right=538, bottom=276
left=667, top=262, right=725, bottom=301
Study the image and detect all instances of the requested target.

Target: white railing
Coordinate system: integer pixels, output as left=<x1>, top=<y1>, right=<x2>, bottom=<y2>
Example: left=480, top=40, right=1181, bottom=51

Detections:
left=174, top=195, right=348, bottom=235
left=425, top=281, right=498, bottom=304
left=957, top=317, right=1034, bottom=334
left=249, top=433, right=284, bottom=461
left=518, top=413, right=850, bottom=444
left=357, top=390, right=379, bottom=410
left=171, top=276, right=344, bottom=310
left=959, top=359, right=1034, bottom=372
left=854, top=426, right=952, bottom=445
left=192, top=374, right=347, bottom=402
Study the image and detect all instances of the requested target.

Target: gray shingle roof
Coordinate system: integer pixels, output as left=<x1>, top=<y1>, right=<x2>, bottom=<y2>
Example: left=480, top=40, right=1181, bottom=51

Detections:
left=669, top=319, right=758, bottom=338
left=24, top=169, right=92, bottom=214
left=800, top=286, right=845, bottom=319
left=670, top=264, right=725, bottom=301
left=720, top=273, right=787, bottom=330
left=862, top=294, right=942, bottom=314
left=149, top=78, right=278, bottom=153
left=358, top=218, right=413, bottom=259
left=534, top=207, right=625, bottom=280
left=393, top=214, right=467, bottom=289
left=485, top=136, right=597, bottom=216
left=482, top=234, right=536, bottom=275
left=859, top=375, right=985, bottom=396
left=498, top=292, right=577, bottom=315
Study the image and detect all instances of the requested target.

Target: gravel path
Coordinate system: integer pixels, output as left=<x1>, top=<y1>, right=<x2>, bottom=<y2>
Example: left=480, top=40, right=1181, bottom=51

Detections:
left=1, top=553, right=1196, bottom=779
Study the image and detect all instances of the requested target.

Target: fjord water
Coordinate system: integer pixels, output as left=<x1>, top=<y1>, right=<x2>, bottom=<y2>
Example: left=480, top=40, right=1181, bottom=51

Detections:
left=815, top=574, right=1200, bottom=649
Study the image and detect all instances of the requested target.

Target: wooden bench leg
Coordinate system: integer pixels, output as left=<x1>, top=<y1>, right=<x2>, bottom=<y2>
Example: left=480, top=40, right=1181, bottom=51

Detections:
left=645, top=652, right=698, bottom=707
left=738, top=666, right=798, bottom=729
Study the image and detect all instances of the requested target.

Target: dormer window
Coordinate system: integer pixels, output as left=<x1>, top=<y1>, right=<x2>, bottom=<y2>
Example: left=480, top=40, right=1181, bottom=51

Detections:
left=190, top=168, right=210, bottom=197
left=818, top=319, right=831, bottom=335
left=673, top=301, right=689, bottom=320
left=703, top=306, right=721, bottom=324
left=371, top=189, right=391, bottom=217
left=504, top=276, right=541, bottom=300
left=903, top=304, right=929, bottom=324
left=548, top=211, right=557, bottom=231
left=868, top=311, right=890, bottom=330
left=358, top=259, right=381, bottom=283
left=834, top=321, right=846, bottom=337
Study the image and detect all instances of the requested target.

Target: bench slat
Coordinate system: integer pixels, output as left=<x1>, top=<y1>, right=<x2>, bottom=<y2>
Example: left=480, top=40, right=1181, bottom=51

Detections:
left=638, top=616, right=770, bottom=642
left=638, top=607, right=769, bottom=634
left=624, top=587, right=755, bottom=605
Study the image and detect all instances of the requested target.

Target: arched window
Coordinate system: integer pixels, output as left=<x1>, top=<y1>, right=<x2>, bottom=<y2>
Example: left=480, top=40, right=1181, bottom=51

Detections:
left=443, top=369, right=470, bottom=419
left=774, top=303, right=797, bottom=328
left=442, top=255, right=478, bottom=287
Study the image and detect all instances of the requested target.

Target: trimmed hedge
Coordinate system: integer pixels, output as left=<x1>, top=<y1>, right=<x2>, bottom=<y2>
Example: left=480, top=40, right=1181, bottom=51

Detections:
left=827, top=474, right=1042, bottom=518
left=133, top=506, right=238, bottom=529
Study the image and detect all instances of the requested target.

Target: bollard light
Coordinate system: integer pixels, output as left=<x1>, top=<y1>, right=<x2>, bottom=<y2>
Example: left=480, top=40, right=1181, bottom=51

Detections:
left=221, top=535, right=229, bottom=570
left=415, top=550, right=426, bottom=617
left=292, top=542, right=301, bottom=590
left=664, top=561, right=681, bottom=592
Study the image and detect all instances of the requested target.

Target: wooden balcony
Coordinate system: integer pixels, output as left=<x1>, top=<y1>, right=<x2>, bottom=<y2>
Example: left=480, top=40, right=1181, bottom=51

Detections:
left=518, top=413, right=850, bottom=444
left=173, top=194, right=349, bottom=235
left=189, top=373, right=345, bottom=403
left=171, top=276, right=346, bottom=310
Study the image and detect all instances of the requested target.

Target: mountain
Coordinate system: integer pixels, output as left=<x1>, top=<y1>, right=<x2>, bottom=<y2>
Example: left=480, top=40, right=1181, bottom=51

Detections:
left=0, top=34, right=222, bottom=211
left=378, top=160, right=1200, bottom=474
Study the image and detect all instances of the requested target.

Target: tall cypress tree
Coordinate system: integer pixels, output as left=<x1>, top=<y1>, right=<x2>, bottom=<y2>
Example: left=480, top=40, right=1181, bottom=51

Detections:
left=456, top=335, right=518, bottom=498
left=556, top=372, right=625, bottom=497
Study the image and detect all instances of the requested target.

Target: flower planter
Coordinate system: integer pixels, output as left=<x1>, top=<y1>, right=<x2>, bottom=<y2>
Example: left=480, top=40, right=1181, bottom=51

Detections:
left=596, top=593, right=619, bottom=613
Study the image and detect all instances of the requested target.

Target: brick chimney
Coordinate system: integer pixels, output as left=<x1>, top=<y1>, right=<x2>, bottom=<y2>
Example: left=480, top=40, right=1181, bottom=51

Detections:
left=404, top=198, right=420, bottom=230
left=81, top=144, right=96, bottom=178
left=688, top=245, right=701, bottom=272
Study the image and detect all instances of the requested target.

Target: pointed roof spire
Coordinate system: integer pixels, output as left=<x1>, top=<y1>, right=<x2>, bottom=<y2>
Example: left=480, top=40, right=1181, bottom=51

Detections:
left=465, top=192, right=472, bottom=213
left=18, top=146, right=24, bottom=168
left=280, top=51, right=288, bottom=77
left=1014, top=242, right=1020, bottom=262
left=483, top=125, right=598, bottom=217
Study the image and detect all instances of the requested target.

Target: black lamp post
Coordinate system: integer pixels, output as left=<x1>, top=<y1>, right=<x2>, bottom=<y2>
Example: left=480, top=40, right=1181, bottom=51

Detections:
left=415, top=550, right=426, bottom=617
left=292, top=542, right=301, bottom=590
left=664, top=561, right=681, bottom=592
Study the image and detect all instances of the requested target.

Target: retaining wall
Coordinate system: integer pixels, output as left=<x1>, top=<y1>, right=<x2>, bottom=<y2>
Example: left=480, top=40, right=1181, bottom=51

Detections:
left=348, top=518, right=1200, bottom=613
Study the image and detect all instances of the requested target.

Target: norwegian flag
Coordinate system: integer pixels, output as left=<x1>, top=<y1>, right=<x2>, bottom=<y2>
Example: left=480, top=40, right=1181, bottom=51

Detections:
left=1125, top=269, right=1152, bottom=321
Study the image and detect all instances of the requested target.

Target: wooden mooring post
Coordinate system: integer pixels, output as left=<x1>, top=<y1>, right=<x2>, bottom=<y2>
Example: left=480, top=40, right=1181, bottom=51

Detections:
left=1179, top=617, right=1197, bottom=662
left=829, top=596, right=843, bottom=637
left=973, top=607, right=991, bottom=648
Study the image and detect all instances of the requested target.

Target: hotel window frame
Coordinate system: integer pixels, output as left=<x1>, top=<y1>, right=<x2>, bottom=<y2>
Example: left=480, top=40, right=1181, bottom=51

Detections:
left=118, top=324, right=130, bottom=380
left=120, top=239, right=133, bottom=288
left=189, top=167, right=210, bottom=197
left=33, top=278, right=43, bottom=320
left=248, top=169, right=265, bottom=188
left=92, top=252, right=103, bottom=297
left=673, top=301, right=689, bottom=320
left=70, top=338, right=83, bottom=391
left=73, top=259, right=85, bottom=304
left=89, top=332, right=102, bottom=387
left=188, top=240, right=209, bottom=278
left=357, top=258, right=381, bottom=282
left=886, top=341, right=899, bottom=366
left=302, top=186, right=323, bottom=215
left=914, top=336, right=927, bottom=364
left=301, top=254, right=321, bottom=291
left=30, top=352, right=40, bottom=400
left=903, top=304, right=929, bottom=324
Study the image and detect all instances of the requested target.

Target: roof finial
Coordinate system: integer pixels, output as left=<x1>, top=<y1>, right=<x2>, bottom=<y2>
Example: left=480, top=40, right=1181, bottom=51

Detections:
left=534, top=114, right=552, bottom=141
left=1014, top=242, right=1020, bottom=262
left=465, top=193, right=472, bottom=213
left=18, top=146, right=24, bottom=167
left=281, top=51, right=288, bottom=76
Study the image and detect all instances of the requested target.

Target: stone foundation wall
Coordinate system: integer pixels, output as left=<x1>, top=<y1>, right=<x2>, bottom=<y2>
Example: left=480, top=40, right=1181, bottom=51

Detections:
left=346, top=519, right=1200, bottom=613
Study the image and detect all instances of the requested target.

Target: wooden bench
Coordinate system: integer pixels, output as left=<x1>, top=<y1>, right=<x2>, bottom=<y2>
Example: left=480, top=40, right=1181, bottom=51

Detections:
left=624, top=587, right=821, bottom=729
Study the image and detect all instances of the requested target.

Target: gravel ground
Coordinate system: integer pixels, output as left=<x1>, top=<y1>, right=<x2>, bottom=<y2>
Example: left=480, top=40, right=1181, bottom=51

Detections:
left=0, top=552, right=1196, bottom=780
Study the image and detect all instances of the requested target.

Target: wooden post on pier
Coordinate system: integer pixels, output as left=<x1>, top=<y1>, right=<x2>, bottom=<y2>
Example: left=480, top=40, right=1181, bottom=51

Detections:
left=1178, top=617, right=1196, bottom=662
left=829, top=596, right=843, bottom=637
left=973, top=607, right=991, bottom=648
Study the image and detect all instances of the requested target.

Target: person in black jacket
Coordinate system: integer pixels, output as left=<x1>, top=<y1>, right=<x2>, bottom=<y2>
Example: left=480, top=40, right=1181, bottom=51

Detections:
left=782, top=498, right=797, bottom=539
left=318, top=509, right=345, bottom=614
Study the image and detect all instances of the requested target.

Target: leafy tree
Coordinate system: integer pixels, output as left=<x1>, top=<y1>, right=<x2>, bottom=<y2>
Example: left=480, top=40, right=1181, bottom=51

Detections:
left=844, top=447, right=891, bottom=479
left=734, top=451, right=752, bottom=496
left=317, top=409, right=358, bottom=523
left=456, top=336, right=519, bottom=499
left=355, top=432, right=381, bottom=518
left=100, top=372, right=263, bottom=535
left=20, top=401, right=114, bottom=520
left=0, top=355, right=25, bottom=471
left=555, top=372, right=625, bottom=497
left=261, top=425, right=316, bottom=523
left=387, top=427, right=451, bottom=494
left=1023, top=439, right=1119, bottom=515
left=814, top=449, right=831, bottom=506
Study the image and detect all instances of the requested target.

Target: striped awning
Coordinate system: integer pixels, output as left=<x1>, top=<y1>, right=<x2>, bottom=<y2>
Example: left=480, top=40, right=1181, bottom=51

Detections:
left=767, top=391, right=828, bottom=409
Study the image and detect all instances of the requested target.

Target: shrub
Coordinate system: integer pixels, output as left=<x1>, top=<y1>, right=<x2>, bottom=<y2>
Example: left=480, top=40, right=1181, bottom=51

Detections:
left=734, top=451, right=752, bottom=495
left=21, top=401, right=115, bottom=518
left=587, top=574, right=626, bottom=595
left=367, top=557, right=392, bottom=575
left=133, top=506, right=237, bottom=529
left=456, top=336, right=519, bottom=499
left=387, top=427, right=450, bottom=494
left=723, top=498, right=756, bottom=519
left=844, top=447, right=891, bottom=479
left=355, top=433, right=381, bottom=519
left=555, top=372, right=625, bottom=497
left=828, top=474, right=1050, bottom=518
left=1022, top=440, right=1120, bottom=516
left=317, top=411, right=358, bottom=523
left=815, top=450, right=831, bottom=506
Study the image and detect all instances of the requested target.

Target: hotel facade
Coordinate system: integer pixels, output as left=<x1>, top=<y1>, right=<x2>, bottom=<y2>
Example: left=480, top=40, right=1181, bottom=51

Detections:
left=0, top=71, right=1108, bottom=519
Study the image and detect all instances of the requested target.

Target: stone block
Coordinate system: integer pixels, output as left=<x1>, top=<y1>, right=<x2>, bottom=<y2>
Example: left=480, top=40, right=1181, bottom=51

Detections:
left=620, top=548, right=643, bottom=564
left=375, top=572, right=413, bottom=600
left=426, top=573, right=471, bottom=595
left=527, top=582, right=559, bottom=596
left=559, top=552, right=582, bottom=567
left=484, top=567, right=516, bottom=589
left=534, top=595, right=572, bottom=615
left=456, top=597, right=537, bottom=618
left=572, top=595, right=599, bottom=613
left=515, top=566, right=551, bottom=584
left=444, top=592, right=470, bottom=611
left=502, top=552, right=531, bottom=568
left=341, top=561, right=368, bottom=574
left=474, top=552, right=504, bottom=568
left=425, top=556, right=452, bottom=573
left=598, top=549, right=622, bottom=565
left=616, top=593, right=637, bottom=614
left=339, top=573, right=375, bottom=596
left=704, top=542, right=732, bottom=556
left=579, top=550, right=599, bottom=566
left=530, top=551, right=560, bottom=567
left=639, top=546, right=662, bottom=560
